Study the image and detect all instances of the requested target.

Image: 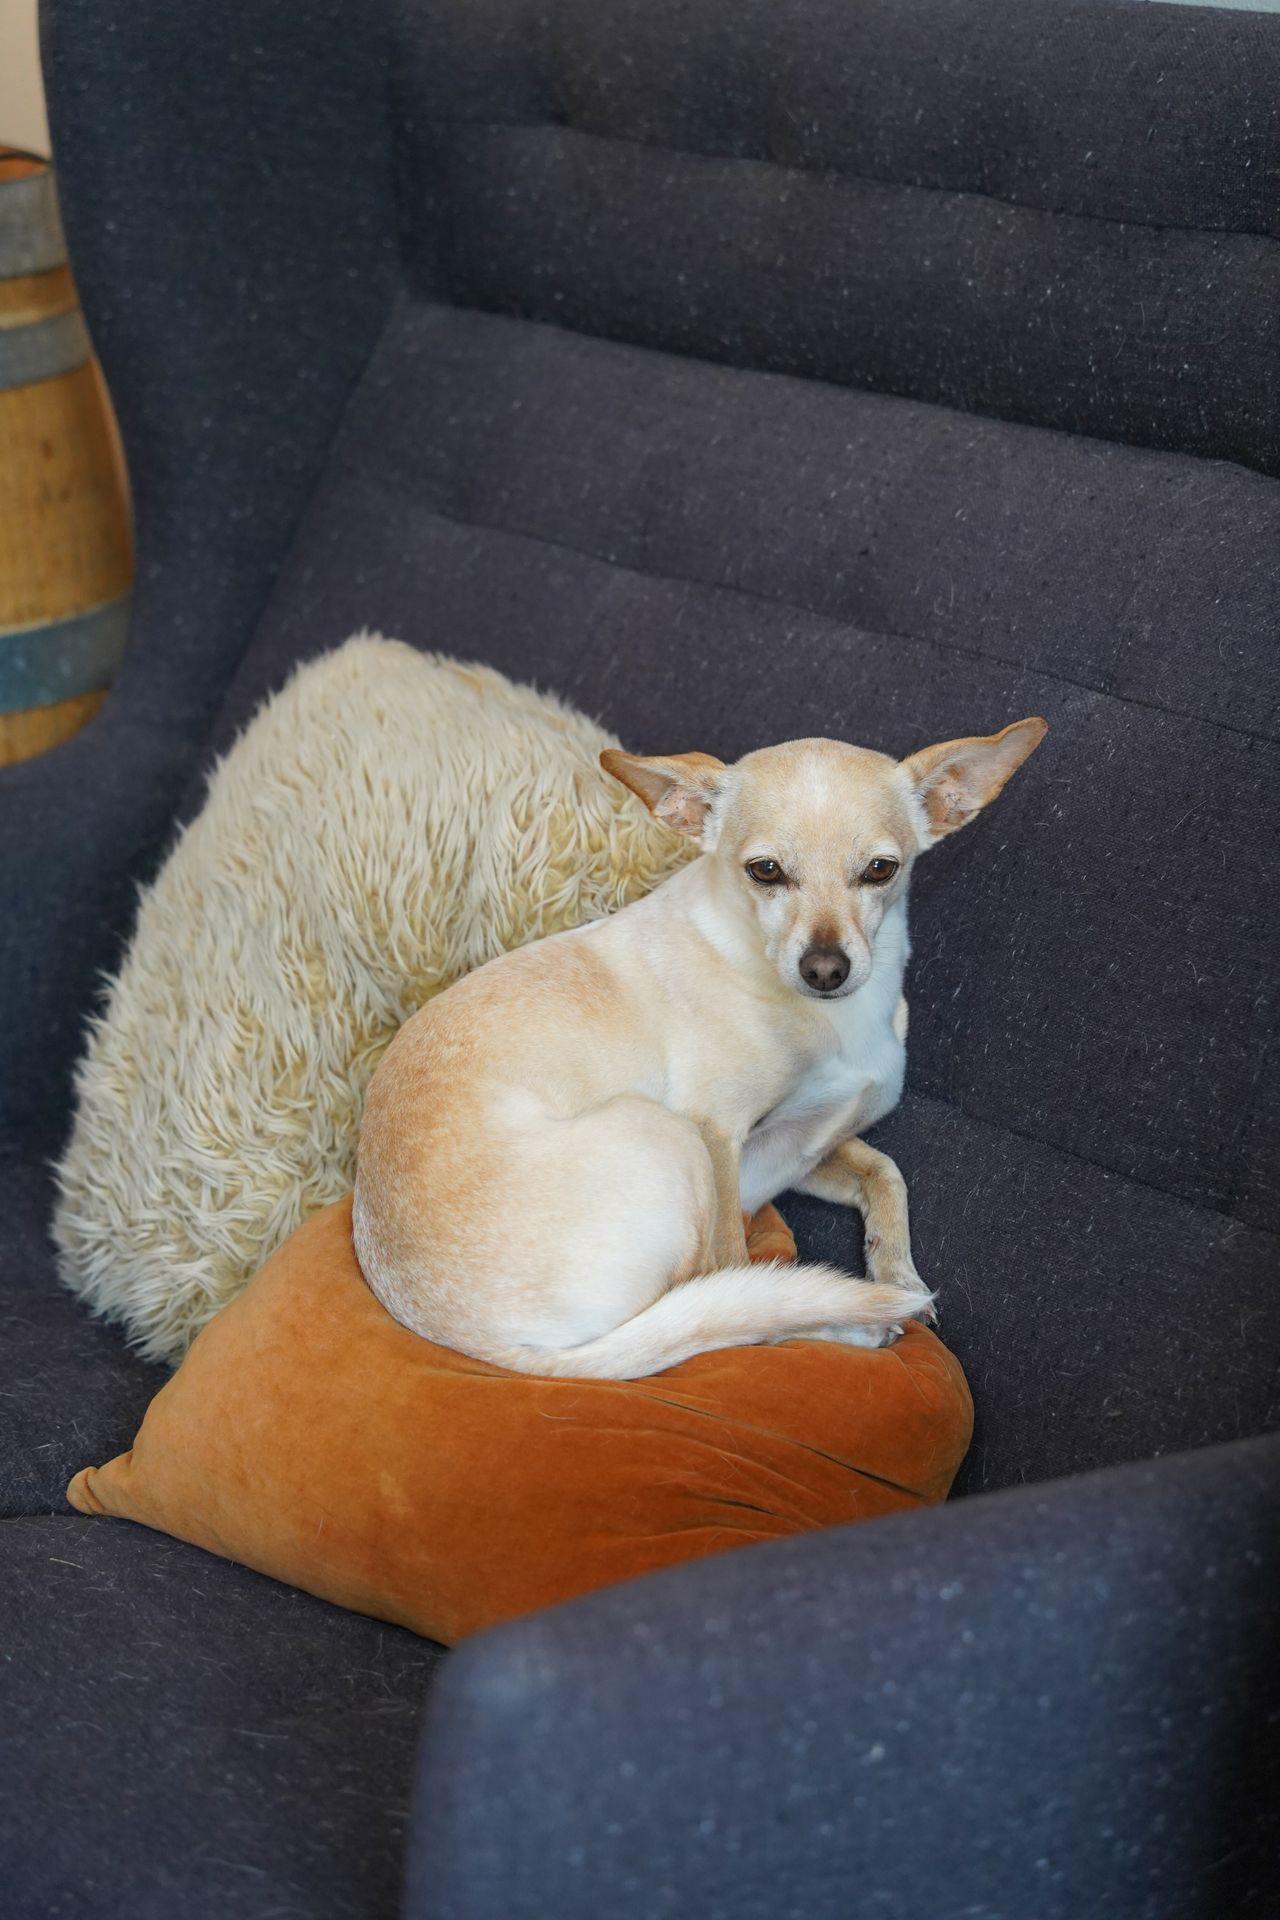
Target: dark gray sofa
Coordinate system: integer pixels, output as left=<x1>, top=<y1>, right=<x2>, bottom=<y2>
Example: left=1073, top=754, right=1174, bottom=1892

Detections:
left=2, top=1, right=1277, bottom=1914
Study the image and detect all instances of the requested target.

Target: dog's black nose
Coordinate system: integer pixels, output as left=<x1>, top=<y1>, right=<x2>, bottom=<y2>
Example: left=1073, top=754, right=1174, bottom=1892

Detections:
left=800, top=945, right=851, bottom=994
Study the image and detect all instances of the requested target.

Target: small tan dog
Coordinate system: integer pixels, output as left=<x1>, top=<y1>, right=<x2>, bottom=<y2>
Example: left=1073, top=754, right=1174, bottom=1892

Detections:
left=354, top=718, right=1045, bottom=1376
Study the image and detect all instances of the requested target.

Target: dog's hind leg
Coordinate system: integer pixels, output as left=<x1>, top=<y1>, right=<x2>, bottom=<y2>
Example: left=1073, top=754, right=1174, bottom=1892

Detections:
left=693, top=1118, right=750, bottom=1270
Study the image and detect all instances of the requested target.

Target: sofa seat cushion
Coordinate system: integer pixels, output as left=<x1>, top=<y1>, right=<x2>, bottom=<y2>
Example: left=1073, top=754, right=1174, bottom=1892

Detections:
left=0, top=1132, right=165, bottom=1517
left=67, top=1196, right=973, bottom=1645
left=0, top=1512, right=441, bottom=1919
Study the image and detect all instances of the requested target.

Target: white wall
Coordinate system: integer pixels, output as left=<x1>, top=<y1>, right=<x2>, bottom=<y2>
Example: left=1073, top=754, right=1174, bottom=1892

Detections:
left=0, top=0, right=50, bottom=157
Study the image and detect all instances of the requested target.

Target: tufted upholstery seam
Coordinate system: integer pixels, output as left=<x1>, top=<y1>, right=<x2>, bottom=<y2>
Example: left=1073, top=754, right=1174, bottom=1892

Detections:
left=1223, top=1027, right=1276, bottom=1225
left=342, top=453, right=1280, bottom=750
left=2, top=1088, right=1269, bottom=1253
left=420, top=115, right=1280, bottom=250
left=902, top=1085, right=1277, bottom=1236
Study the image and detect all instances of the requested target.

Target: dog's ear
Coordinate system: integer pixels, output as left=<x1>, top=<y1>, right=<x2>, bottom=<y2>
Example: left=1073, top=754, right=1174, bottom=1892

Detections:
left=902, top=718, right=1047, bottom=843
left=600, top=750, right=727, bottom=840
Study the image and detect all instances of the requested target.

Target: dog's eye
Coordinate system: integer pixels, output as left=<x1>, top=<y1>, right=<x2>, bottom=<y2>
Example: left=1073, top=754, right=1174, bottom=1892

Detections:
left=746, top=858, right=787, bottom=886
left=860, top=857, right=899, bottom=886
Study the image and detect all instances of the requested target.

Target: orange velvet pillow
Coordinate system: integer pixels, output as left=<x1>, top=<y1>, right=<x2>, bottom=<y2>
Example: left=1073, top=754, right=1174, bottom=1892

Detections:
left=68, top=1198, right=972, bottom=1645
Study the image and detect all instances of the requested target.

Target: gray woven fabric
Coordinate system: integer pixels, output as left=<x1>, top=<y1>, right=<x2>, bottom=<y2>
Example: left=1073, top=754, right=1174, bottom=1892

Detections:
left=2, top=0, right=1276, bottom=1913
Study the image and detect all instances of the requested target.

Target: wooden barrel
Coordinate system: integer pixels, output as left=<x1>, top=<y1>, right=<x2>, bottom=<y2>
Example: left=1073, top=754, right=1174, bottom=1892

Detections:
left=0, top=148, right=132, bottom=765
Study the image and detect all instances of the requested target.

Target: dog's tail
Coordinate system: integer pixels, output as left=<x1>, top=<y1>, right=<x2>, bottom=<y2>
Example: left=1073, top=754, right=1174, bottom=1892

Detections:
left=486, top=1264, right=935, bottom=1380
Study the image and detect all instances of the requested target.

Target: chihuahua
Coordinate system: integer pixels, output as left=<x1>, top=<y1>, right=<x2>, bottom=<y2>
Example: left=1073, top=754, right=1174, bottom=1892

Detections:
left=354, top=718, right=1045, bottom=1376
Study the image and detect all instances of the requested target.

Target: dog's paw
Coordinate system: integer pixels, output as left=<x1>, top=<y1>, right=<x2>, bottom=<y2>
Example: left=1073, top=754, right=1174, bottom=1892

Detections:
left=807, top=1321, right=895, bottom=1350
left=794, top=1277, right=935, bottom=1353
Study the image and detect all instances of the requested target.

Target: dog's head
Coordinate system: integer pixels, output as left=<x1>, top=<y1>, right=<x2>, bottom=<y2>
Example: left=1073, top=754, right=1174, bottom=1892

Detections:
left=601, top=720, right=1046, bottom=1001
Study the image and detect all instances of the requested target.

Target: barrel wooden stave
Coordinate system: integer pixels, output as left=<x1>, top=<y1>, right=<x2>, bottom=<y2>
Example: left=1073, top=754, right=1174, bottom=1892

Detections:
left=0, top=148, right=132, bottom=767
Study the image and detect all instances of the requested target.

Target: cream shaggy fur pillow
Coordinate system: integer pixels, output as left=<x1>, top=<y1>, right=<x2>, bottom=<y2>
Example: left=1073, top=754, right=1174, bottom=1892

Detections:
left=54, top=635, right=689, bottom=1363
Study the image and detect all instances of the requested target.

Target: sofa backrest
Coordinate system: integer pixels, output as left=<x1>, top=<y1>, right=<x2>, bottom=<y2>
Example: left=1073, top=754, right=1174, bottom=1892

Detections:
left=181, top=0, right=1280, bottom=1485
left=396, top=0, right=1280, bottom=476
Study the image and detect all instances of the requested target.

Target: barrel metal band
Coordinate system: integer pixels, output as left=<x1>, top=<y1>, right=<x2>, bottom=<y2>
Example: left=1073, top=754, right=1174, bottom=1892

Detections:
left=0, top=307, right=91, bottom=390
left=0, top=170, right=67, bottom=277
left=0, top=594, right=131, bottom=713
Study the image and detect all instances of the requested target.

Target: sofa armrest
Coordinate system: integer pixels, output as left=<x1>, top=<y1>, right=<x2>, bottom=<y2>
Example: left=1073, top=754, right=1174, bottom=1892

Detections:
left=0, top=0, right=401, bottom=1135
left=408, top=1433, right=1280, bottom=1920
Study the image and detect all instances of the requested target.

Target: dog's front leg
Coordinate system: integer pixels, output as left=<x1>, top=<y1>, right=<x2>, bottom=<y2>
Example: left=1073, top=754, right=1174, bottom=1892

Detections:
left=797, top=1138, right=930, bottom=1311
left=695, top=1120, right=751, bottom=1270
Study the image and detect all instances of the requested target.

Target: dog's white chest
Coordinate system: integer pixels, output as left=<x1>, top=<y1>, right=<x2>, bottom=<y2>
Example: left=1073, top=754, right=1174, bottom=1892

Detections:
left=738, top=921, right=909, bottom=1213
left=781, top=988, right=905, bottom=1130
